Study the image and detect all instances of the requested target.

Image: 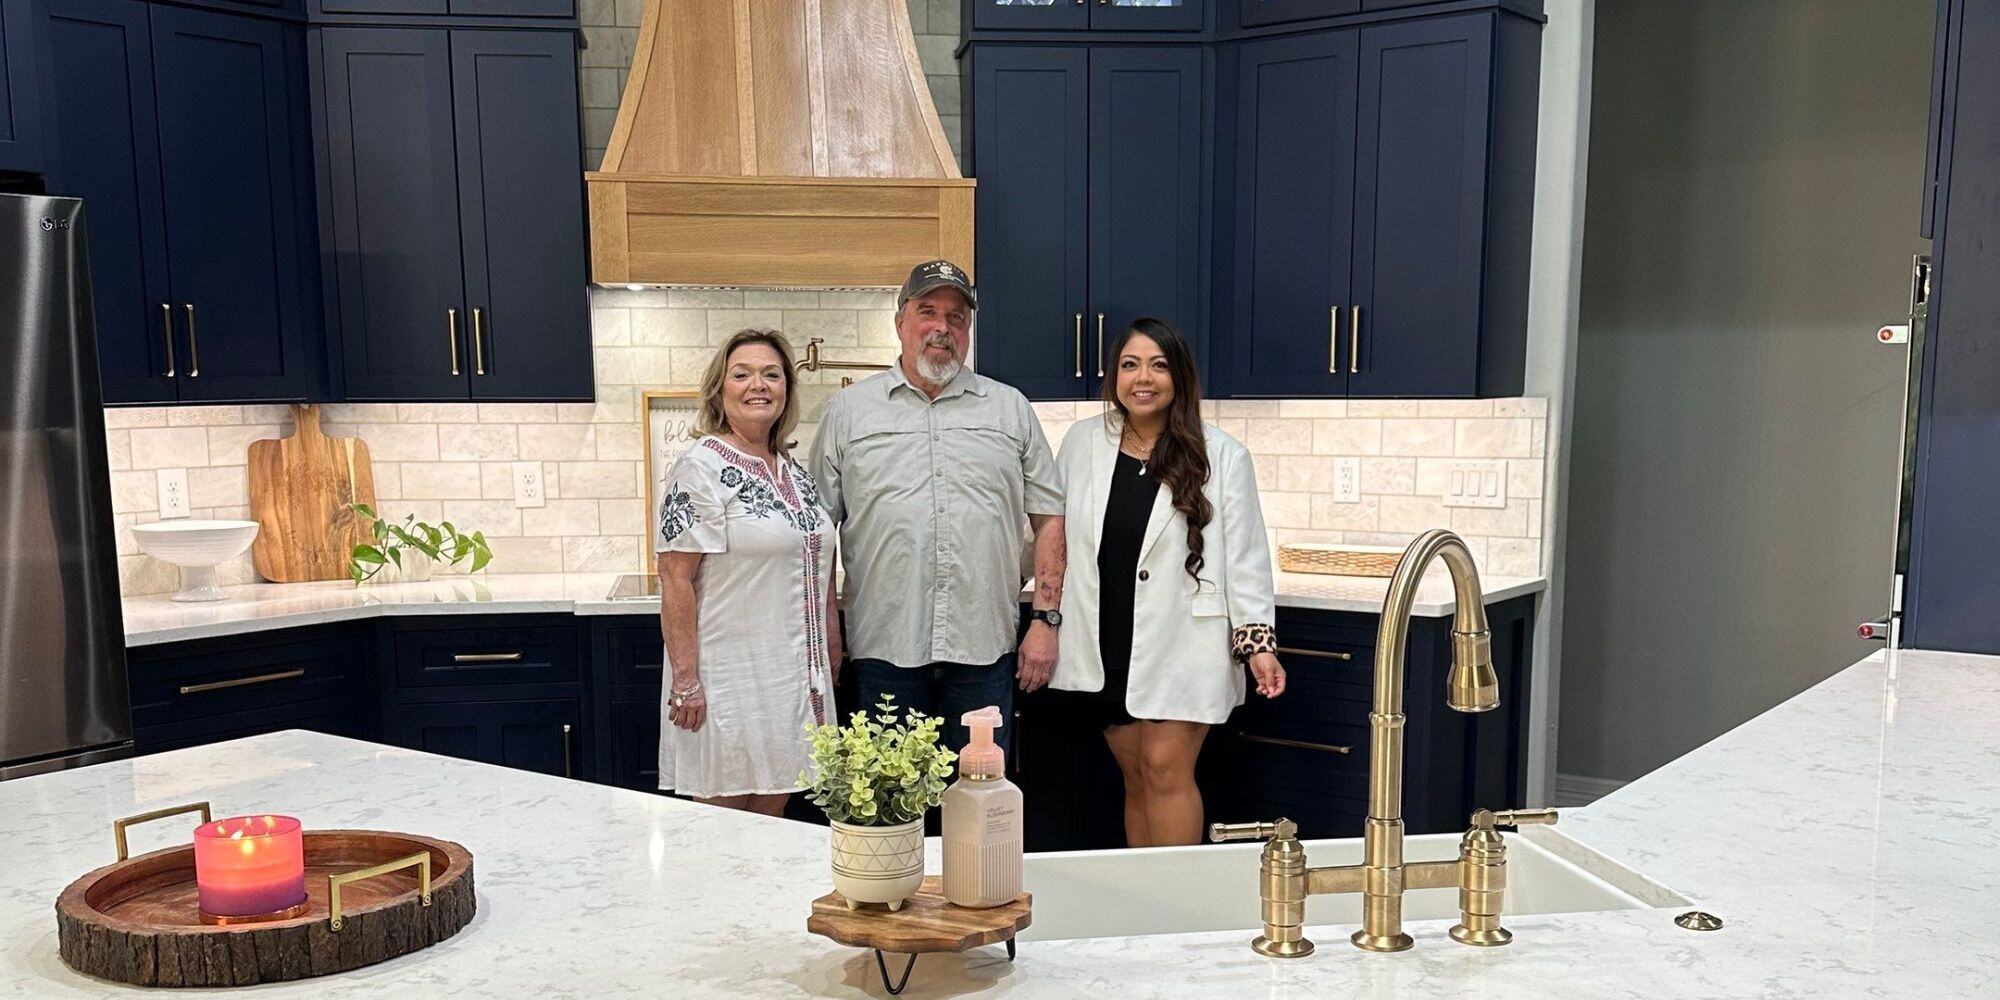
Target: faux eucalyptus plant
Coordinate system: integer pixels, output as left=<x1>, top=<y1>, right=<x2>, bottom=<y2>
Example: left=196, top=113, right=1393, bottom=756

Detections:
left=346, top=503, right=493, bottom=583
left=802, top=698, right=958, bottom=826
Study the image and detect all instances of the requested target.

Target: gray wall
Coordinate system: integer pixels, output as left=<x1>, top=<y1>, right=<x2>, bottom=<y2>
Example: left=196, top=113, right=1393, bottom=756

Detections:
left=577, top=0, right=965, bottom=171
left=1559, top=0, right=1930, bottom=782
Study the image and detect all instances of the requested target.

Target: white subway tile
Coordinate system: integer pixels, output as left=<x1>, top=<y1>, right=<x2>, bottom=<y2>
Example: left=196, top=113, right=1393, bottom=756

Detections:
left=1508, top=458, right=1544, bottom=500
left=1309, top=494, right=1379, bottom=531
left=168, top=405, right=245, bottom=426
left=630, top=309, right=708, bottom=347
left=207, top=424, right=285, bottom=459
left=599, top=498, right=646, bottom=536
left=129, top=427, right=210, bottom=469
left=564, top=535, right=642, bottom=573
left=440, top=499, right=523, bottom=538
left=400, top=463, right=483, bottom=499
left=858, top=312, right=901, bottom=347
left=1359, top=457, right=1415, bottom=495
left=1217, top=399, right=1281, bottom=417
left=1414, top=457, right=1455, bottom=496
left=375, top=499, right=445, bottom=523
left=1531, top=419, right=1547, bottom=457
left=1246, top=418, right=1315, bottom=456
left=669, top=348, right=712, bottom=386
left=706, top=309, right=785, bottom=344
left=1253, top=455, right=1278, bottom=492
left=478, top=403, right=558, bottom=424
left=119, top=555, right=179, bottom=596
left=745, top=289, right=822, bottom=309
left=1449, top=499, right=1531, bottom=538
left=518, top=424, right=597, bottom=461
left=1276, top=455, right=1336, bottom=493
left=783, top=309, right=861, bottom=348
left=353, top=424, right=440, bottom=462
left=439, top=424, right=520, bottom=461
left=668, top=288, right=743, bottom=309
left=1277, top=399, right=1346, bottom=418
left=1377, top=494, right=1450, bottom=533
left=1346, top=400, right=1420, bottom=417
left=104, top=408, right=169, bottom=429
left=1381, top=419, right=1454, bottom=457
left=487, top=536, right=566, bottom=573
left=522, top=499, right=600, bottom=536
left=187, top=466, right=247, bottom=509
left=109, top=471, right=158, bottom=514
left=1493, top=397, right=1549, bottom=418
left=559, top=460, right=637, bottom=498
left=321, top=403, right=397, bottom=423
left=1261, top=491, right=1311, bottom=528
left=1453, top=418, right=1533, bottom=458
left=1485, top=538, right=1540, bottom=577
left=592, top=307, right=631, bottom=346
left=1312, top=418, right=1381, bottom=456
left=372, top=463, right=402, bottom=500
left=106, top=430, right=131, bottom=472
left=397, top=403, right=479, bottom=423
left=821, top=290, right=897, bottom=311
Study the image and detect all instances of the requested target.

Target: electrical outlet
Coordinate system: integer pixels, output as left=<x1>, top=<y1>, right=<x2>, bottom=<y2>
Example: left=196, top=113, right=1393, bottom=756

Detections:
left=1333, top=457, right=1361, bottom=503
left=1442, top=459, right=1507, bottom=509
left=157, top=468, right=190, bottom=518
left=513, top=462, right=546, bottom=509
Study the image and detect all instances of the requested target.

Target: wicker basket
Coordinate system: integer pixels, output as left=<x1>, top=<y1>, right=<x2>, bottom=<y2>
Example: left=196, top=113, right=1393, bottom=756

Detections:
left=1277, top=543, right=1405, bottom=578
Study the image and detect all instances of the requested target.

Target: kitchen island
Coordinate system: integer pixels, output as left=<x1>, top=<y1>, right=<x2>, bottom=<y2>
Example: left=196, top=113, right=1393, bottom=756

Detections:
left=3, top=646, right=1978, bottom=998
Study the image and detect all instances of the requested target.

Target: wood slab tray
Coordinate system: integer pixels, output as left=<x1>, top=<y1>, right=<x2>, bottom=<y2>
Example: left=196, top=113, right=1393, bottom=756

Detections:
left=56, top=831, right=474, bottom=987
left=807, top=877, right=1030, bottom=955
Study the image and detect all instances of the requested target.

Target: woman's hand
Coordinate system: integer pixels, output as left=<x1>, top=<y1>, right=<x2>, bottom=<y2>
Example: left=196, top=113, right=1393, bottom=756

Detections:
left=1248, top=652, right=1286, bottom=699
left=668, top=680, right=707, bottom=732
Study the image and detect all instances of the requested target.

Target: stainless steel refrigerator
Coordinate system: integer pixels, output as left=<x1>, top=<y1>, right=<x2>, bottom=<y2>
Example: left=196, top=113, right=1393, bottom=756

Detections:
left=0, top=193, right=132, bottom=780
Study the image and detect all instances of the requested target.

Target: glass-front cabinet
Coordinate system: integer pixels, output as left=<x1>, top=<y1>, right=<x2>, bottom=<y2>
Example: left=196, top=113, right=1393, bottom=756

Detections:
left=972, top=0, right=1206, bottom=32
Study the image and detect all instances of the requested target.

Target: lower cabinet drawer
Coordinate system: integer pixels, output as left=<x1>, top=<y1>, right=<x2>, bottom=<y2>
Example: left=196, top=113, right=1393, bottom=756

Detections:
left=133, top=697, right=372, bottom=755
left=129, top=632, right=366, bottom=729
left=389, top=622, right=579, bottom=687
left=385, top=697, right=584, bottom=779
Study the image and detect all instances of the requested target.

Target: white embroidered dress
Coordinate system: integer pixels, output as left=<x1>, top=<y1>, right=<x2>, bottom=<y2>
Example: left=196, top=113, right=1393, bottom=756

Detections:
left=655, top=436, right=834, bottom=798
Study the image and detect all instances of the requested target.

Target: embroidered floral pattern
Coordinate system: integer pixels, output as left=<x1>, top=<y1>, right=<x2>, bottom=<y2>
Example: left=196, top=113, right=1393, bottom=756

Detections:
left=1232, top=622, right=1278, bottom=661
left=803, top=532, right=827, bottom=726
left=696, top=438, right=824, bottom=532
left=658, top=487, right=698, bottom=544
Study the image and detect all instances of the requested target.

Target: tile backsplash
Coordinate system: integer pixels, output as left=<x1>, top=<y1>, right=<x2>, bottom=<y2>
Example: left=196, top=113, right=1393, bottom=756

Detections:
left=107, top=287, right=1545, bottom=596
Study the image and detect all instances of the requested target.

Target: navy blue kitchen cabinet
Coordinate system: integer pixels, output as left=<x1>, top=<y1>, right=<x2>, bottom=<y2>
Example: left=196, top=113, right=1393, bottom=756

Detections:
left=43, top=0, right=320, bottom=405
left=972, top=0, right=1205, bottom=33
left=589, top=616, right=663, bottom=790
left=316, top=25, right=589, bottom=402
left=1235, top=0, right=1357, bottom=28
left=969, top=44, right=1204, bottom=401
left=0, top=0, right=46, bottom=175
left=375, top=615, right=592, bottom=778
left=128, top=624, right=375, bottom=755
left=315, top=0, right=571, bottom=16
left=1226, top=30, right=1357, bottom=397
left=386, top=698, right=582, bottom=778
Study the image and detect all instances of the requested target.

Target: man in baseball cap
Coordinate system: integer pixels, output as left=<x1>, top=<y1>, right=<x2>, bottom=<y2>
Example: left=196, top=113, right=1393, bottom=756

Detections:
left=897, top=258, right=978, bottom=312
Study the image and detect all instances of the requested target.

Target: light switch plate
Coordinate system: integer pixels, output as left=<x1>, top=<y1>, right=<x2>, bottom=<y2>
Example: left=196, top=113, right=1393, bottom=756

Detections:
left=1332, top=457, right=1361, bottom=503
left=513, top=462, right=546, bottom=509
left=1442, top=459, right=1506, bottom=509
left=157, top=468, right=190, bottom=518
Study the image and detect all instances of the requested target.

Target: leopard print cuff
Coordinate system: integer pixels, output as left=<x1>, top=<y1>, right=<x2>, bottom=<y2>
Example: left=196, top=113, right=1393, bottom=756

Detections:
left=1232, top=622, right=1277, bottom=661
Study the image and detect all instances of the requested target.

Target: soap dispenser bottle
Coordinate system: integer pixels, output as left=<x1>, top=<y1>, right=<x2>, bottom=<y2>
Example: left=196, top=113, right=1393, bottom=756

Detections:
left=941, top=706, right=1023, bottom=908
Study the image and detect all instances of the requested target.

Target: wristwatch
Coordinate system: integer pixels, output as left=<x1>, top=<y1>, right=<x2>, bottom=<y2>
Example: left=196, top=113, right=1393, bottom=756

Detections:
left=1030, top=608, right=1063, bottom=628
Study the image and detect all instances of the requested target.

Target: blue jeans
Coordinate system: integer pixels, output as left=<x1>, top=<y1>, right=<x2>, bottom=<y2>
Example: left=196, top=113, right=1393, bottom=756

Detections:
left=854, top=655, right=1015, bottom=755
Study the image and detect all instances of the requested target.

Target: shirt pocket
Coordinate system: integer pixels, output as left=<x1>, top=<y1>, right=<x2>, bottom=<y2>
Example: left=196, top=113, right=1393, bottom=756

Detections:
left=937, top=423, right=1020, bottom=491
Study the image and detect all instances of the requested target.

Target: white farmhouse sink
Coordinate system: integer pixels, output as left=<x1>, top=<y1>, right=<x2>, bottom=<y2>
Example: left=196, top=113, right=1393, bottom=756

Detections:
left=1021, top=827, right=1685, bottom=941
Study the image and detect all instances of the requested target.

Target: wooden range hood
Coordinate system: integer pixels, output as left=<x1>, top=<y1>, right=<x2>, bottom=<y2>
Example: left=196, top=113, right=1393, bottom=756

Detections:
left=586, top=0, right=974, bottom=288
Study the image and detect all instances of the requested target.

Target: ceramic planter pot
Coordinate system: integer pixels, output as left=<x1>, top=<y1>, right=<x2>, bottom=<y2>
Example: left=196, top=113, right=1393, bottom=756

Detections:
left=828, top=818, right=925, bottom=910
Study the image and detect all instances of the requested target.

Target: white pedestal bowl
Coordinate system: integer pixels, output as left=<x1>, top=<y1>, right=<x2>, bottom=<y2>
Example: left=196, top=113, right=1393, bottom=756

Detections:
left=130, top=520, right=260, bottom=602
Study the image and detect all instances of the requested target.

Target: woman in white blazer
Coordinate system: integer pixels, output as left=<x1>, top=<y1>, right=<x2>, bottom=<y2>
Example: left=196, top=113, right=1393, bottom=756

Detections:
left=1048, top=318, right=1286, bottom=847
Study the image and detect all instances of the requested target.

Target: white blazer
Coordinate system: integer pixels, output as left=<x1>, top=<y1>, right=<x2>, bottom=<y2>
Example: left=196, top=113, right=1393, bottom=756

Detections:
left=1049, top=413, right=1278, bottom=724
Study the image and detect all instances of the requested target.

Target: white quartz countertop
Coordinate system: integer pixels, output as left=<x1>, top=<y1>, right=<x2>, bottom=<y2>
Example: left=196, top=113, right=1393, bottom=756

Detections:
left=120, top=570, right=1546, bottom=646
left=1, top=646, right=1984, bottom=998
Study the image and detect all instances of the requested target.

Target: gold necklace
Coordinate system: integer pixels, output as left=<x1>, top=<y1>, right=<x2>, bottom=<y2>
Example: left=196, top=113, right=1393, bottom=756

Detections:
left=1122, top=426, right=1158, bottom=477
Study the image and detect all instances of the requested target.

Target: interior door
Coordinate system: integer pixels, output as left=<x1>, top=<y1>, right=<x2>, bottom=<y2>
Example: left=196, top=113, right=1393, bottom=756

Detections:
left=149, top=5, right=312, bottom=402
left=319, top=27, right=470, bottom=401
left=449, top=29, right=592, bottom=401
left=42, top=0, right=175, bottom=403
left=1229, top=30, right=1358, bottom=397
left=1347, top=14, right=1490, bottom=398
left=1088, top=46, right=1204, bottom=394
left=971, top=45, right=1090, bottom=400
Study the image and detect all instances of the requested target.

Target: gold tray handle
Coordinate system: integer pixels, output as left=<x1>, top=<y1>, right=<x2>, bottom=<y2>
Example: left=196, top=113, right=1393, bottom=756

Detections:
left=112, top=801, right=212, bottom=862
left=328, top=851, right=433, bottom=931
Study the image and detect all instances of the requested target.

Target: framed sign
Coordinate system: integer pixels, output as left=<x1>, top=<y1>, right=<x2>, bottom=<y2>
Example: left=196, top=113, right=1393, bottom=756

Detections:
left=642, top=390, right=702, bottom=569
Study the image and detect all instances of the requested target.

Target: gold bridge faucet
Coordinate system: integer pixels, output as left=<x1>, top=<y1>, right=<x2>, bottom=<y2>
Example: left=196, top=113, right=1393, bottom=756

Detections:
left=1210, top=528, right=1558, bottom=956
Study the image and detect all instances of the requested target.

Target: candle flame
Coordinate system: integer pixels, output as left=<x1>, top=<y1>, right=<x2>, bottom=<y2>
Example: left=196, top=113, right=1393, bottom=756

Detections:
left=230, top=829, right=244, bottom=840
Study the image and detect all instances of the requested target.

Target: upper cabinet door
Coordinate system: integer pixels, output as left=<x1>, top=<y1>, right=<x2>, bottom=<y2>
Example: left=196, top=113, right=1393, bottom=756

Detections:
left=1090, top=0, right=1205, bottom=32
left=1347, top=14, right=1489, bottom=398
left=317, top=0, right=448, bottom=14
left=971, top=46, right=1090, bottom=400
left=1088, top=46, right=1203, bottom=391
left=449, top=29, right=591, bottom=401
left=1237, top=0, right=1358, bottom=28
left=43, top=0, right=175, bottom=404
left=449, top=0, right=573, bottom=16
left=319, top=27, right=471, bottom=401
left=1230, top=30, right=1357, bottom=397
left=0, top=0, right=46, bottom=173
left=149, top=6, right=313, bottom=402
left=973, top=0, right=1090, bottom=32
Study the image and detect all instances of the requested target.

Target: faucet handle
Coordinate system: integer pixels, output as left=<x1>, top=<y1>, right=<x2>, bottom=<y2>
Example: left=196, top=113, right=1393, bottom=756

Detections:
left=1471, top=807, right=1558, bottom=831
left=1209, top=818, right=1298, bottom=843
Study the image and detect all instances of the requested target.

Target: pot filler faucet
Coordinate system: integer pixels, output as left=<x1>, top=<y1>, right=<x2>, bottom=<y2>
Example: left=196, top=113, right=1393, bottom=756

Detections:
left=1210, top=528, right=1558, bottom=956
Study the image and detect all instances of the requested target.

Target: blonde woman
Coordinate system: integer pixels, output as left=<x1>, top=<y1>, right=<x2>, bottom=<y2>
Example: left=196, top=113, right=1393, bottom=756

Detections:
left=657, top=329, right=840, bottom=816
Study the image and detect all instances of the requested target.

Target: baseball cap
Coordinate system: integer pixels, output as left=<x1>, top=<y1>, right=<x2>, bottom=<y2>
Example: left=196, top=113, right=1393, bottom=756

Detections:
left=897, top=259, right=977, bottom=310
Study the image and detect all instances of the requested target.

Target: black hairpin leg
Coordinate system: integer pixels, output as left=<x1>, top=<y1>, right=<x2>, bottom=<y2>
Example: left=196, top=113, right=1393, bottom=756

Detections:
left=873, top=950, right=918, bottom=996
left=1007, top=937, right=1017, bottom=961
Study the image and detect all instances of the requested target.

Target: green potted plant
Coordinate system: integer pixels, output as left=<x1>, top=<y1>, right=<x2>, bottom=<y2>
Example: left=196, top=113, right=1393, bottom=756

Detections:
left=347, top=504, right=493, bottom=584
left=802, top=698, right=957, bottom=911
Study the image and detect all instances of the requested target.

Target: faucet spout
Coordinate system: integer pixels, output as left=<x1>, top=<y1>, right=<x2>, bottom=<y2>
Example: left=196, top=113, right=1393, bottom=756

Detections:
left=1353, top=528, right=1495, bottom=952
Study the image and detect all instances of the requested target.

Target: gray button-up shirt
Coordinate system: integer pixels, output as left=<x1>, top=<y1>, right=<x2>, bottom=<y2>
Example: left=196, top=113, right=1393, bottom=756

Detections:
left=810, top=364, right=1063, bottom=669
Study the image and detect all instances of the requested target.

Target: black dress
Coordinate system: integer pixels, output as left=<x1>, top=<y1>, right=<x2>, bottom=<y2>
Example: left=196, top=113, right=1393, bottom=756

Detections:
left=1084, top=450, right=1160, bottom=729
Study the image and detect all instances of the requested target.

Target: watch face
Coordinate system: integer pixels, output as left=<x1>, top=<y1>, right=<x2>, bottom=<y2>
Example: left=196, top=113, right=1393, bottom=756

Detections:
left=1039, top=610, right=1062, bottom=627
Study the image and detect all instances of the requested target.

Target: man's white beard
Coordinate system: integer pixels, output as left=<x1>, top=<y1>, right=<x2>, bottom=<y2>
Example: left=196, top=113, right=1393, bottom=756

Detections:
left=914, top=347, right=963, bottom=385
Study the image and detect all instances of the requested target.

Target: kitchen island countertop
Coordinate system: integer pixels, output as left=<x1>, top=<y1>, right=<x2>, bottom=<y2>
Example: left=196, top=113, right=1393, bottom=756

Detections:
left=120, top=569, right=1547, bottom=646
left=0, top=646, right=1983, bottom=998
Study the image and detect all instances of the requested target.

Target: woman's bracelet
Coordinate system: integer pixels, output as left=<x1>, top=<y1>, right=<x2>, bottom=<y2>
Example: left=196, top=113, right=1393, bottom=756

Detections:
left=669, top=680, right=703, bottom=707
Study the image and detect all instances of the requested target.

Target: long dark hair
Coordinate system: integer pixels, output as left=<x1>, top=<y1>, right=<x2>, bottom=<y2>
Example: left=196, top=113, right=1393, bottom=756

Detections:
left=1103, top=318, right=1212, bottom=583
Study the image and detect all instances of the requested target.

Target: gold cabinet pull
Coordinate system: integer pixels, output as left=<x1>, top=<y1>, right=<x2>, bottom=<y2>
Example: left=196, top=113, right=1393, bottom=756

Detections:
left=1072, top=312, right=1088, bottom=378
left=1349, top=304, right=1361, bottom=374
left=179, top=668, right=306, bottom=696
left=328, top=851, right=432, bottom=931
left=160, top=303, right=177, bottom=377
left=561, top=723, right=573, bottom=778
left=1276, top=645, right=1354, bottom=662
left=112, top=801, right=212, bottom=861
left=452, top=651, right=523, bottom=664
left=447, top=308, right=461, bottom=376
left=184, top=303, right=200, bottom=377
left=1240, top=732, right=1354, bottom=755
left=471, top=307, right=486, bottom=376
left=1096, top=313, right=1106, bottom=377
left=1328, top=306, right=1340, bottom=373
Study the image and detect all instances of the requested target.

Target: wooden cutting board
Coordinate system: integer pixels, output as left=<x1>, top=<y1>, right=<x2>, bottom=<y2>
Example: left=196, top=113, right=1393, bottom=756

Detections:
left=249, top=404, right=376, bottom=583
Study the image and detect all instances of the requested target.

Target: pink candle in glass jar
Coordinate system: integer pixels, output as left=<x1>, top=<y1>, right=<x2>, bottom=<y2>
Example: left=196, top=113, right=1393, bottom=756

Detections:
left=193, top=815, right=307, bottom=917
